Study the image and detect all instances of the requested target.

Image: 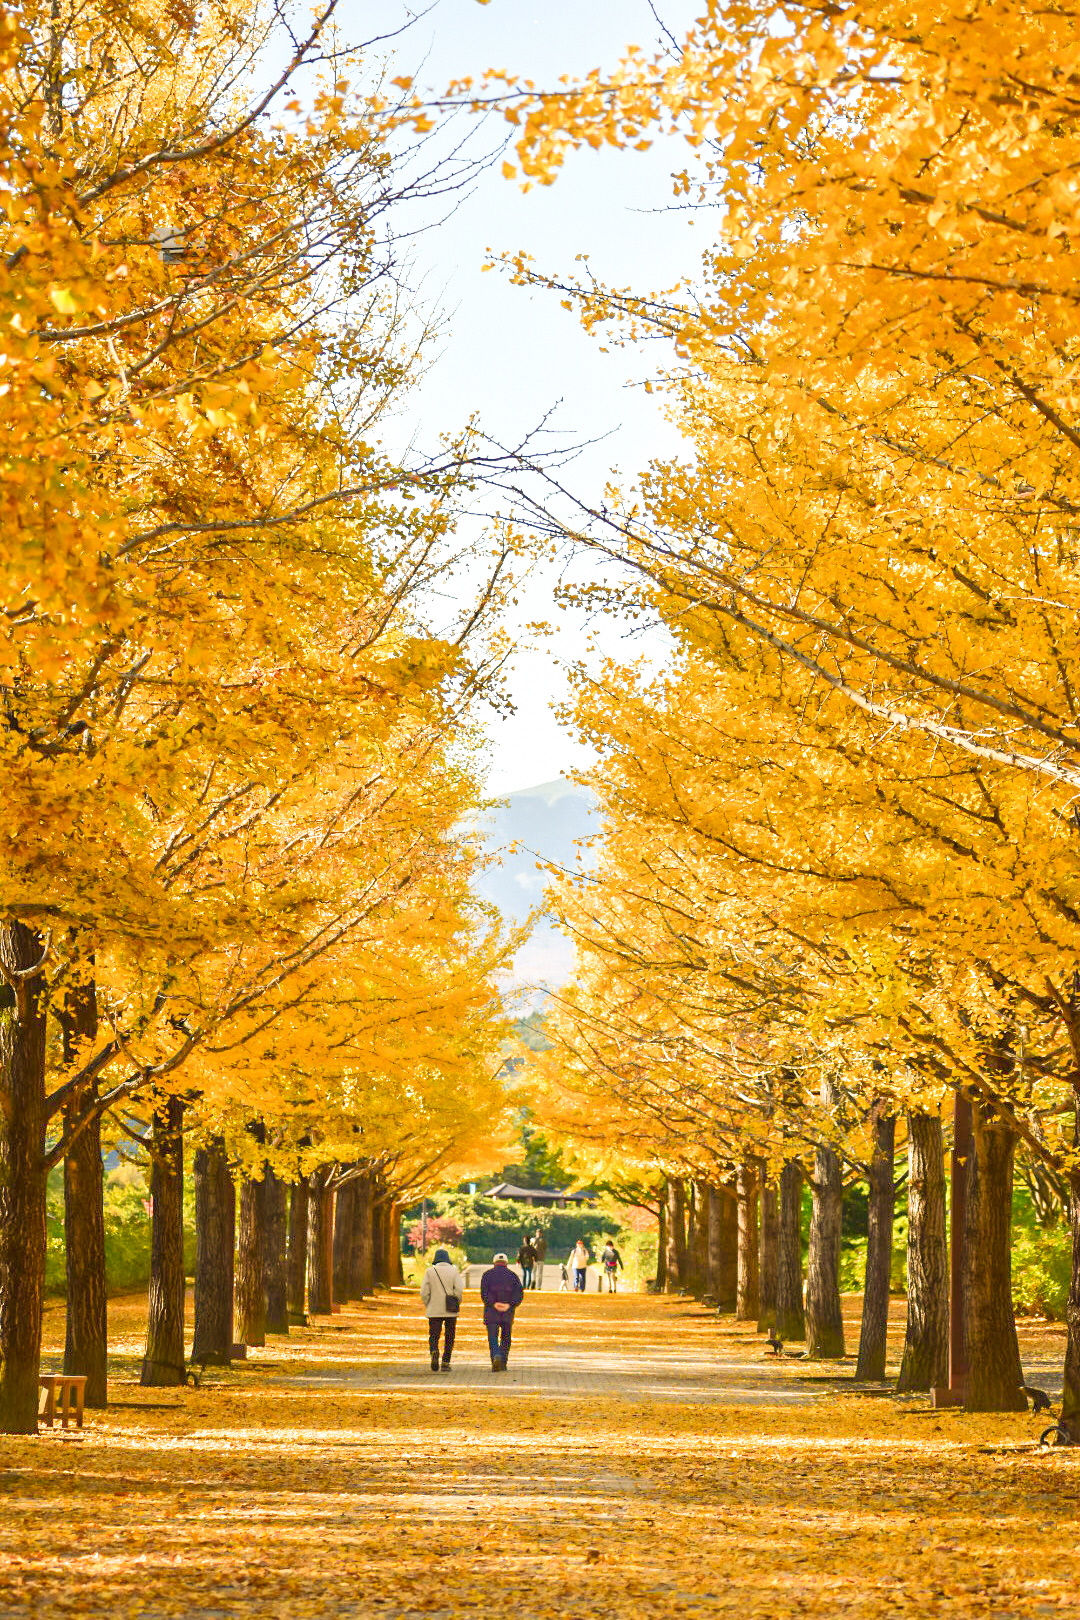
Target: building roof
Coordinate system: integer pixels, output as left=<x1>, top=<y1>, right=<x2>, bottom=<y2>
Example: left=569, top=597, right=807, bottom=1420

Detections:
left=486, top=1182, right=590, bottom=1202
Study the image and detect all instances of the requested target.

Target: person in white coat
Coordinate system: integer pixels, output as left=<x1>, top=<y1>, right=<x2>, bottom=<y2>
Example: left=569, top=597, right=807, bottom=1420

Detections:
left=568, top=1238, right=591, bottom=1293
left=420, top=1247, right=464, bottom=1371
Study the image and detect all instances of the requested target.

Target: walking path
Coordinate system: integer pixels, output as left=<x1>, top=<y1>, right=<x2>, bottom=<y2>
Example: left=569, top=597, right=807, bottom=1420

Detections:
left=284, top=1290, right=822, bottom=1403
left=2, top=1289, right=1076, bottom=1620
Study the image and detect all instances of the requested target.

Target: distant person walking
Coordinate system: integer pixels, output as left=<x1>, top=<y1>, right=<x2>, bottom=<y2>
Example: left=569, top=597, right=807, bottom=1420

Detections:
left=600, top=1239, right=624, bottom=1293
left=531, top=1229, right=547, bottom=1289
left=517, top=1237, right=537, bottom=1291
left=420, top=1247, right=464, bottom=1371
left=559, top=1262, right=570, bottom=1292
left=568, top=1238, right=591, bottom=1293
left=480, top=1252, right=525, bottom=1371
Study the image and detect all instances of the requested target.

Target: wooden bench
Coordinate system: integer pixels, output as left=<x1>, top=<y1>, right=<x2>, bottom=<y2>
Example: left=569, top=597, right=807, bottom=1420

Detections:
left=38, top=1374, right=87, bottom=1430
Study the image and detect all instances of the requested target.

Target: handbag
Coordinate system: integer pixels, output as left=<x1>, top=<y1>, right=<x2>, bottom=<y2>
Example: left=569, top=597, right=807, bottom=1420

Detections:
left=432, top=1263, right=460, bottom=1315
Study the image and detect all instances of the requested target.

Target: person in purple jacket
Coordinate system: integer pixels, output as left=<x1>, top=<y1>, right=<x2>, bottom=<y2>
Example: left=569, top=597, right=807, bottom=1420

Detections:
left=479, top=1252, right=525, bottom=1371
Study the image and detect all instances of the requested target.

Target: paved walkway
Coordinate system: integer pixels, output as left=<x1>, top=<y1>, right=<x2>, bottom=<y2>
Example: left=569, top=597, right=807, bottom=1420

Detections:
left=282, top=1292, right=828, bottom=1404
left=284, top=1346, right=822, bottom=1402
left=7, top=1289, right=1075, bottom=1620
left=462, top=1261, right=610, bottom=1292
left=278, top=1287, right=1067, bottom=1404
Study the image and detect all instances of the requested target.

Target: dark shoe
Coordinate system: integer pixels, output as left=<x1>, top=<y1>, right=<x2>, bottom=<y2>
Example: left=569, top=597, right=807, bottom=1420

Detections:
left=441, top=1361, right=451, bottom=1371
left=491, top=1355, right=504, bottom=1371
left=431, top=1352, right=440, bottom=1371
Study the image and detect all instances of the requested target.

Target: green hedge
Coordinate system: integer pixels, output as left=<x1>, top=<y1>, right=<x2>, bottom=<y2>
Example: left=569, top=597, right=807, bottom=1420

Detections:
left=457, top=1214, right=612, bottom=1262
left=404, top=1192, right=622, bottom=1265
left=1012, top=1223, right=1071, bottom=1318
left=46, top=1167, right=196, bottom=1295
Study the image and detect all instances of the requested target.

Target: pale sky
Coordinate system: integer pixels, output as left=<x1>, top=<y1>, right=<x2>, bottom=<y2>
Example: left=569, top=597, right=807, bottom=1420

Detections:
left=345, top=0, right=701, bottom=793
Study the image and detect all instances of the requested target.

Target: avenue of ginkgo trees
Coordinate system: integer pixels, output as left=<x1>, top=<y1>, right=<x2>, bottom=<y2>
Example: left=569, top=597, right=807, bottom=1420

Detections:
left=479, top=0, right=1080, bottom=1433
left=0, top=0, right=518, bottom=1434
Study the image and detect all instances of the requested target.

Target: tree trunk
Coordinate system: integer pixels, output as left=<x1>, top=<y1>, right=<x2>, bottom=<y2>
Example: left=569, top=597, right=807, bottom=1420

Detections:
left=235, top=1174, right=267, bottom=1347
left=705, top=1181, right=737, bottom=1310
left=856, top=1109, right=896, bottom=1382
left=235, top=1120, right=267, bottom=1348
left=736, top=1163, right=760, bottom=1322
left=387, top=1200, right=404, bottom=1285
left=307, top=1167, right=334, bottom=1314
left=1061, top=1150, right=1080, bottom=1442
left=0, top=923, right=49, bottom=1434
left=897, top=1111, right=949, bottom=1392
left=333, top=1178, right=355, bottom=1301
left=775, top=1159, right=806, bottom=1342
left=63, top=1105, right=108, bottom=1406
left=684, top=1183, right=700, bottom=1294
left=964, top=1100, right=1025, bottom=1412
left=287, top=1180, right=308, bottom=1318
left=372, top=1193, right=387, bottom=1288
left=757, top=1173, right=778, bottom=1332
left=805, top=1140, right=845, bottom=1358
left=349, top=1169, right=374, bottom=1298
left=141, top=1095, right=186, bottom=1387
left=705, top=1183, right=721, bottom=1300
left=192, top=1137, right=234, bottom=1365
left=663, top=1178, right=687, bottom=1292
left=686, top=1183, right=709, bottom=1296
left=656, top=1195, right=668, bottom=1292
left=264, top=1168, right=289, bottom=1334
left=59, top=963, right=107, bottom=1408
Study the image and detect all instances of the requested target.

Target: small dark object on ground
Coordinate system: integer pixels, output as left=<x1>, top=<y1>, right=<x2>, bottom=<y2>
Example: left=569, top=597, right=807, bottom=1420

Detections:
left=1039, top=1423, right=1074, bottom=1448
left=767, top=1335, right=784, bottom=1356
left=1020, top=1384, right=1053, bottom=1415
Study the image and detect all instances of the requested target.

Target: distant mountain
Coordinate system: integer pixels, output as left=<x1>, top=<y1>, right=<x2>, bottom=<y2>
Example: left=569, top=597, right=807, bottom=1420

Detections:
left=472, top=777, right=600, bottom=993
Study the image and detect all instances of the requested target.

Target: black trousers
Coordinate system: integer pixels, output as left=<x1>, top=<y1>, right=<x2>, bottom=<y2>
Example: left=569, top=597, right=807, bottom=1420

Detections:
left=428, top=1316, right=457, bottom=1361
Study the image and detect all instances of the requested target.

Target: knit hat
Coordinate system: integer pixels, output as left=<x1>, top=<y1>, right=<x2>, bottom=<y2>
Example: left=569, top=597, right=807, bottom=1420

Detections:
left=493, top=1252, right=508, bottom=1263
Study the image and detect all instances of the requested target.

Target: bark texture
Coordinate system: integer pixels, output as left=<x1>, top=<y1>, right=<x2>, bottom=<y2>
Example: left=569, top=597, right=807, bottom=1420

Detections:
left=307, top=1167, right=334, bottom=1313
left=0, top=923, right=49, bottom=1433
left=387, top=1200, right=404, bottom=1285
left=264, top=1168, right=289, bottom=1334
left=856, top=1109, right=896, bottom=1382
left=757, top=1175, right=778, bottom=1332
left=372, top=1194, right=387, bottom=1288
left=1061, top=1157, right=1080, bottom=1442
left=897, top=1111, right=949, bottom=1393
left=656, top=1197, right=668, bottom=1292
left=736, top=1164, right=760, bottom=1322
left=235, top=1174, right=267, bottom=1347
left=805, top=1141, right=845, bottom=1358
left=349, top=1169, right=374, bottom=1298
left=141, top=1096, right=186, bottom=1387
left=775, top=1159, right=806, bottom=1342
left=687, top=1184, right=709, bottom=1296
left=663, top=1178, right=687, bottom=1292
left=192, top=1137, right=234, bottom=1365
left=59, top=963, right=107, bottom=1407
left=963, top=1101, right=1025, bottom=1412
left=287, top=1179, right=308, bottom=1318
left=705, top=1183, right=721, bottom=1300
left=717, top=1185, right=738, bottom=1308
left=63, top=1105, right=107, bottom=1405
left=333, top=1178, right=355, bottom=1301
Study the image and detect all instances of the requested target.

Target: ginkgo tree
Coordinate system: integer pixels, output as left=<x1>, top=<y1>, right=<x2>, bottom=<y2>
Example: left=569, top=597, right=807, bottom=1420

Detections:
left=0, top=0, right=520, bottom=1432
left=446, top=0, right=1080, bottom=1425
